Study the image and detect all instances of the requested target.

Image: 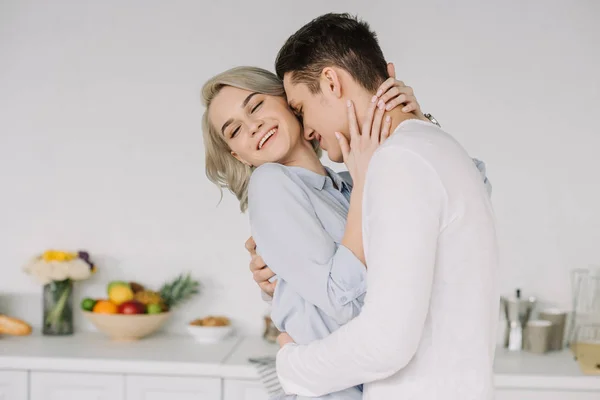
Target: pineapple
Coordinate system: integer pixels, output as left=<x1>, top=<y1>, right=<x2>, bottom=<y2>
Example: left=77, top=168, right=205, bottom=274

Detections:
left=133, top=290, right=163, bottom=306
left=159, top=272, right=200, bottom=310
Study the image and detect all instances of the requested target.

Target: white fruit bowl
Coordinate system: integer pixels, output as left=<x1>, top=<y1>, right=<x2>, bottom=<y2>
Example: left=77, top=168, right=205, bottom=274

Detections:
left=186, top=324, right=234, bottom=343
left=83, top=311, right=171, bottom=341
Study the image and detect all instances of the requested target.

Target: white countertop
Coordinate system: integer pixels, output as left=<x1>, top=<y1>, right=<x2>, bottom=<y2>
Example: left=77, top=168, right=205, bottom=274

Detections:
left=0, top=332, right=240, bottom=377
left=1, top=332, right=599, bottom=390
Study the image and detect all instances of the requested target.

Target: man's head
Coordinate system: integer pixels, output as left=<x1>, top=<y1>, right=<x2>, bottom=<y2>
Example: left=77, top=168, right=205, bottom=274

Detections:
left=275, top=13, right=389, bottom=162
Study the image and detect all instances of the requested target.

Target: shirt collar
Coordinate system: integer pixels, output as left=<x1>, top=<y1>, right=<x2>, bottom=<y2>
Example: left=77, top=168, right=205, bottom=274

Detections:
left=287, top=166, right=349, bottom=193
left=325, top=167, right=351, bottom=193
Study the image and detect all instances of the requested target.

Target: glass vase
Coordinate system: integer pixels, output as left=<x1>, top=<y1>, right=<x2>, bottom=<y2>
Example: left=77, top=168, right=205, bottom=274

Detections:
left=43, top=279, right=74, bottom=335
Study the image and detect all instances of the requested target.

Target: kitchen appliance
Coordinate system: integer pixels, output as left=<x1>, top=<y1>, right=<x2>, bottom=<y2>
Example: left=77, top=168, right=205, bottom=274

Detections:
left=501, top=289, right=537, bottom=351
left=567, top=267, right=600, bottom=347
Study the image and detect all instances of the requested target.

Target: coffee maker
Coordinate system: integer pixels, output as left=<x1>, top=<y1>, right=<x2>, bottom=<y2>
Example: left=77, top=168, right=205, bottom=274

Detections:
left=501, top=289, right=537, bottom=351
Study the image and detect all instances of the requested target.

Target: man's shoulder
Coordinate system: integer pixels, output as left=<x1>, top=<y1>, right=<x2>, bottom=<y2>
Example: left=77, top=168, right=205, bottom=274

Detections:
left=381, top=119, right=469, bottom=165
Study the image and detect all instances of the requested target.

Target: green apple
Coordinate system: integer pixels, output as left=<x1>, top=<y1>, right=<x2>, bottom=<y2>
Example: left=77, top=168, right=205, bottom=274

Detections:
left=147, top=303, right=162, bottom=314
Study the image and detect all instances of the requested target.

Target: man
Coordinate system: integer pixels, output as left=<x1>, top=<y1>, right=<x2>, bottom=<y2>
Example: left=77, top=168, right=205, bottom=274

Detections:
left=249, top=13, right=499, bottom=399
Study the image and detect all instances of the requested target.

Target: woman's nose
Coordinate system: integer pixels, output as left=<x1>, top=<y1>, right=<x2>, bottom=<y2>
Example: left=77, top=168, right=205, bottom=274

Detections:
left=250, top=121, right=263, bottom=136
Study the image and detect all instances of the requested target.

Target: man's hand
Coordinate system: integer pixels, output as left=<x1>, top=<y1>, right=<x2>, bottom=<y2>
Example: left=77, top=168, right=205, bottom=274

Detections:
left=277, top=332, right=295, bottom=348
left=245, top=236, right=277, bottom=297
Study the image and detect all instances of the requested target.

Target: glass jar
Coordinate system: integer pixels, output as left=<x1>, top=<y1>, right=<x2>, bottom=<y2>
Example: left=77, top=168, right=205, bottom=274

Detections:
left=43, top=279, right=74, bottom=335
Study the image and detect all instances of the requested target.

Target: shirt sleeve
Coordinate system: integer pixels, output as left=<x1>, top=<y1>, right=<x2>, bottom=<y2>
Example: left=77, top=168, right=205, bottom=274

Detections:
left=248, top=163, right=367, bottom=325
left=275, top=148, right=444, bottom=397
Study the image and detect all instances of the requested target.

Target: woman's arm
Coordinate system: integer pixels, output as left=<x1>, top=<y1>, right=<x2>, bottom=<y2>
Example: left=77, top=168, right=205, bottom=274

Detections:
left=248, top=163, right=367, bottom=325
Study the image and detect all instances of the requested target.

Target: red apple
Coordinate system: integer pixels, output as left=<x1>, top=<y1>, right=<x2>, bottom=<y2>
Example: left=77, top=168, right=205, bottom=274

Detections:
left=117, top=300, right=146, bottom=315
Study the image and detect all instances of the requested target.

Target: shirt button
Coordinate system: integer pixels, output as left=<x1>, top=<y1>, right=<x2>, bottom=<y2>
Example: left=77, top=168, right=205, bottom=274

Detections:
left=340, top=296, right=347, bottom=303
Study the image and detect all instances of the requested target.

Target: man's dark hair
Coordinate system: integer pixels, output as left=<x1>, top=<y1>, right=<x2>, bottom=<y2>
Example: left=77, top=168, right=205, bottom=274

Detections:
left=275, top=13, right=389, bottom=94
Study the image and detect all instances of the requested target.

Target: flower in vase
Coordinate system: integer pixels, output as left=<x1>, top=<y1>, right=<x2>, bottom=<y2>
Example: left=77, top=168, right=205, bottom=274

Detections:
left=23, top=250, right=96, bottom=285
left=22, top=249, right=97, bottom=335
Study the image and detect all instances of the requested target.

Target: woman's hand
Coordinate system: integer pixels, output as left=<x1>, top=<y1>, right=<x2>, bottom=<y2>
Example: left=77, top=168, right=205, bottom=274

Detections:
left=335, top=96, right=391, bottom=188
left=375, top=62, right=427, bottom=121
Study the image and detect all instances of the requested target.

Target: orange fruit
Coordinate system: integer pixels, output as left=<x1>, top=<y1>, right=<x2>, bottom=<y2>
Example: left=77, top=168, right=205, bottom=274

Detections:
left=92, top=300, right=118, bottom=314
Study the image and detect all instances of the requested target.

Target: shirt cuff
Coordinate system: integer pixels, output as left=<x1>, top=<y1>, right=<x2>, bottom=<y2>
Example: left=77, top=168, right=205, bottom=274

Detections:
left=330, top=245, right=367, bottom=306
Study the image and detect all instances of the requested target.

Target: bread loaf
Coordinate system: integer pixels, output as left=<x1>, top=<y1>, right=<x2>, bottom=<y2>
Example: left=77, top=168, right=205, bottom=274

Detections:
left=0, top=314, right=32, bottom=336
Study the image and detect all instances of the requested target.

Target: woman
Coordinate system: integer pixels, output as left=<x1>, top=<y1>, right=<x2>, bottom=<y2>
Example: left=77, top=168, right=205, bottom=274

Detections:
left=201, top=66, right=486, bottom=399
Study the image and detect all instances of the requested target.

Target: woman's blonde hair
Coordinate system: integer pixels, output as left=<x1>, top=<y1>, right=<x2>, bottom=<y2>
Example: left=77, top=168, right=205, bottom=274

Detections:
left=201, top=66, right=320, bottom=212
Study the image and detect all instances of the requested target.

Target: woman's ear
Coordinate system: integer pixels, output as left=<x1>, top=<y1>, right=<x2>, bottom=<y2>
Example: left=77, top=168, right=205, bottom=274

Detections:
left=231, top=151, right=252, bottom=167
left=321, top=67, right=342, bottom=98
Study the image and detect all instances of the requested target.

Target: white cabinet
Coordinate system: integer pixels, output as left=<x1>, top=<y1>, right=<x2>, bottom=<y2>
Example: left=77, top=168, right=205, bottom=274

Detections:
left=30, top=371, right=124, bottom=400
left=0, top=370, right=28, bottom=400
left=224, top=379, right=269, bottom=400
left=495, top=389, right=600, bottom=400
left=126, top=375, right=221, bottom=400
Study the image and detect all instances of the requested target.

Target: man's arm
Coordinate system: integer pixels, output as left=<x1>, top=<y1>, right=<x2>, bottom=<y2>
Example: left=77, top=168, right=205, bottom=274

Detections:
left=248, top=163, right=367, bottom=325
left=276, top=148, right=443, bottom=396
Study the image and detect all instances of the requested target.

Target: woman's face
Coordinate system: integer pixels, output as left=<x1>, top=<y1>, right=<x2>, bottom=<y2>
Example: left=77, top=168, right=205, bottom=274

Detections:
left=208, top=86, right=305, bottom=168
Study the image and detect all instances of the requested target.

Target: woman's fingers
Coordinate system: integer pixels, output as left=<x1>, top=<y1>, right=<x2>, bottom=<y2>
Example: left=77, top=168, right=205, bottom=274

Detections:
left=381, top=116, right=392, bottom=142
left=362, top=96, right=378, bottom=139
left=387, top=62, right=396, bottom=79
left=375, top=77, right=396, bottom=98
left=370, top=103, right=386, bottom=142
left=378, top=88, right=401, bottom=109
left=335, top=132, right=350, bottom=162
left=384, top=95, right=408, bottom=111
left=346, top=100, right=360, bottom=143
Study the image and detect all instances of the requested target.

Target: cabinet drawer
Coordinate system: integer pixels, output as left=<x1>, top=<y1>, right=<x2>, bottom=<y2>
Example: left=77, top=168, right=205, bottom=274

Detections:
left=126, top=375, right=221, bottom=400
left=496, top=389, right=600, bottom=400
left=30, top=371, right=124, bottom=400
left=0, top=370, right=28, bottom=400
left=224, top=379, right=269, bottom=400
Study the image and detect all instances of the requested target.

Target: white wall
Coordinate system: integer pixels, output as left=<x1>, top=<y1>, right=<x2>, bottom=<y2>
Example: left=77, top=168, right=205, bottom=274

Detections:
left=1, top=0, right=598, bottom=335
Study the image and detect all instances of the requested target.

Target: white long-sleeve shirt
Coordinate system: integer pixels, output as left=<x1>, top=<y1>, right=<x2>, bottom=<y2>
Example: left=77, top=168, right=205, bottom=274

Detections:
left=276, top=119, right=499, bottom=400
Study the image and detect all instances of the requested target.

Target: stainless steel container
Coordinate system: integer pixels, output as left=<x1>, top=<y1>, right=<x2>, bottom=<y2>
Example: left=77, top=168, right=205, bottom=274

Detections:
left=501, top=289, right=537, bottom=351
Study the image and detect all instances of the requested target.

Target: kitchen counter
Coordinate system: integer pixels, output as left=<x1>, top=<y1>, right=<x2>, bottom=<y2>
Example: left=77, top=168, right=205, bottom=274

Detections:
left=0, top=331, right=239, bottom=377
left=1, top=332, right=599, bottom=391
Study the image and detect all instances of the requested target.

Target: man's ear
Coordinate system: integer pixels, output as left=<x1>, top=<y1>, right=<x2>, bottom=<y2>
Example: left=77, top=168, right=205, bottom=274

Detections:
left=231, top=151, right=252, bottom=167
left=321, top=67, right=342, bottom=99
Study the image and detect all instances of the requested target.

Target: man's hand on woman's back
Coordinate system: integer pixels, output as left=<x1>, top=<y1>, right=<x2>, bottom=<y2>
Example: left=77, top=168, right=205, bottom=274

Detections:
left=245, top=236, right=277, bottom=297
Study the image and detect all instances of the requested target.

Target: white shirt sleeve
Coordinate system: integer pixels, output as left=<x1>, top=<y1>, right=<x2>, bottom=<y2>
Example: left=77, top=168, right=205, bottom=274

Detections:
left=276, top=147, right=445, bottom=397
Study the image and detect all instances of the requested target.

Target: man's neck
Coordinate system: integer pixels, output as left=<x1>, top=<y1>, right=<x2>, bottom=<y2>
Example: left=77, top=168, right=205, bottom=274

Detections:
left=354, top=93, right=419, bottom=137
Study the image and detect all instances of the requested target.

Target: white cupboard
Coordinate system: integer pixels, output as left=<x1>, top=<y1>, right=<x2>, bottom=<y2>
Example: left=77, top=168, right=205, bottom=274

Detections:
left=495, top=389, right=600, bottom=400
left=0, top=370, right=28, bottom=400
left=126, top=375, right=221, bottom=400
left=223, top=379, right=269, bottom=400
left=30, top=371, right=124, bottom=400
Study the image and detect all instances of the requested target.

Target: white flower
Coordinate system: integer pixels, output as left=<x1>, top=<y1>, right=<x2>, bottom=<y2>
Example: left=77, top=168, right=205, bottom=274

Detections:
left=23, top=256, right=94, bottom=284
left=50, top=261, right=69, bottom=281
left=67, top=259, right=92, bottom=281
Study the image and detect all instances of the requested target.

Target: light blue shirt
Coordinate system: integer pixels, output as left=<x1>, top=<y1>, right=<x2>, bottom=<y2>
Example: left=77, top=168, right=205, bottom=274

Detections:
left=248, top=163, right=365, bottom=399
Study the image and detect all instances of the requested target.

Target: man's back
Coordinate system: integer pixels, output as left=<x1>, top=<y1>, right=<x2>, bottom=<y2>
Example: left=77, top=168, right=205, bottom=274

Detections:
left=361, top=119, right=499, bottom=399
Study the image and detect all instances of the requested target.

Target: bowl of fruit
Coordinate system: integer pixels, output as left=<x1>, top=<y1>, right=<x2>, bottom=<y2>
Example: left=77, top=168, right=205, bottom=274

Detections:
left=82, top=273, right=199, bottom=341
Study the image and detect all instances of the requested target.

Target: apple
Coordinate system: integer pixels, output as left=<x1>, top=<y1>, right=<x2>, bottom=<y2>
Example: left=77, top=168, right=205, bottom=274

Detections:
left=117, top=300, right=146, bottom=315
